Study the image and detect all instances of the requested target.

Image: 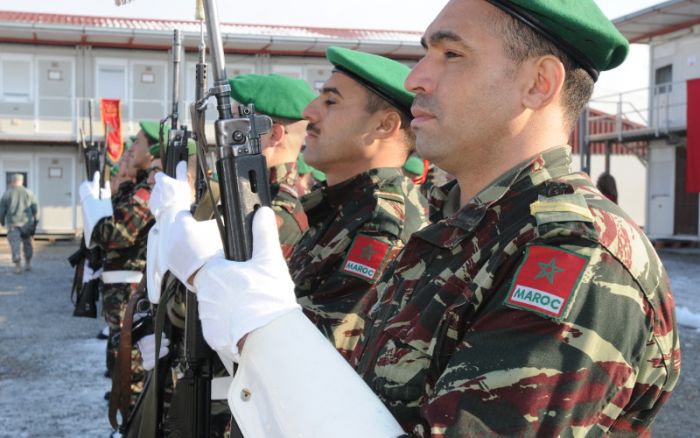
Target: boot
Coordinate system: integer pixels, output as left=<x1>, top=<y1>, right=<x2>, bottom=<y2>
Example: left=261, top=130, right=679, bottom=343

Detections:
left=25, top=259, right=31, bottom=272
left=15, top=263, right=21, bottom=274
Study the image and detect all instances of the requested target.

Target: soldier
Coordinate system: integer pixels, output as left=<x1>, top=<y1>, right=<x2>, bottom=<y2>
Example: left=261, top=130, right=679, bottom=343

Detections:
left=229, top=73, right=316, bottom=258
left=287, top=47, right=428, bottom=357
left=80, top=120, right=158, bottom=409
left=135, top=74, right=317, bottom=438
left=150, top=1, right=681, bottom=436
left=0, top=173, right=39, bottom=274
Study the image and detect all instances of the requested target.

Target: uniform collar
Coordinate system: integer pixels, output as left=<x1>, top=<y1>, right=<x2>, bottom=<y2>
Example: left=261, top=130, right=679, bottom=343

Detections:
left=269, top=162, right=299, bottom=187
left=417, top=145, right=573, bottom=248
left=304, top=167, right=404, bottom=210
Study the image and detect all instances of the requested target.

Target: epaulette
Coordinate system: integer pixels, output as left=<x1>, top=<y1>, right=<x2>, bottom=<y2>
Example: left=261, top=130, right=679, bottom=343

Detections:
left=529, top=193, right=594, bottom=226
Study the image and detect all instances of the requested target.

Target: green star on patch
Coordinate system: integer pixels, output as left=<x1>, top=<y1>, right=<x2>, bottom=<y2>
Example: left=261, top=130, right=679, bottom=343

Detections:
left=534, top=258, right=564, bottom=285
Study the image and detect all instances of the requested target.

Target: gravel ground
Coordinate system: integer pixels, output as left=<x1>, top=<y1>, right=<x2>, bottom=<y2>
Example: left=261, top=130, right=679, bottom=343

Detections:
left=0, top=239, right=112, bottom=437
left=0, top=240, right=697, bottom=437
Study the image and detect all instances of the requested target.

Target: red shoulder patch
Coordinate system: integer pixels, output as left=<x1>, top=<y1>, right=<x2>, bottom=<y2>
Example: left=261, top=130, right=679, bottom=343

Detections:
left=505, top=245, right=589, bottom=320
left=340, top=235, right=392, bottom=283
left=133, top=188, right=151, bottom=205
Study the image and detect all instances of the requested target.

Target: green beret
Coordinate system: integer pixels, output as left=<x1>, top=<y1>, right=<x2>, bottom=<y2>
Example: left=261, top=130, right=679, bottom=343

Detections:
left=139, top=120, right=170, bottom=143
left=326, top=46, right=414, bottom=115
left=403, top=156, right=425, bottom=176
left=229, top=74, right=316, bottom=120
left=149, top=143, right=162, bottom=158
left=159, top=138, right=197, bottom=160
left=311, top=168, right=326, bottom=183
left=297, top=154, right=314, bottom=175
left=486, top=0, right=629, bottom=80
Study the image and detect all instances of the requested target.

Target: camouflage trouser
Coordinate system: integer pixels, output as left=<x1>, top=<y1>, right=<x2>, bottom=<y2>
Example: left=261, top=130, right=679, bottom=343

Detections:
left=7, top=227, right=33, bottom=264
left=103, top=282, right=146, bottom=406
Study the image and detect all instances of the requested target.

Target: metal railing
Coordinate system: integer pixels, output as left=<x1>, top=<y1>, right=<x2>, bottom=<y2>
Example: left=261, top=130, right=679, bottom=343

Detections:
left=0, top=96, right=171, bottom=140
left=586, top=80, right=688, bottom=143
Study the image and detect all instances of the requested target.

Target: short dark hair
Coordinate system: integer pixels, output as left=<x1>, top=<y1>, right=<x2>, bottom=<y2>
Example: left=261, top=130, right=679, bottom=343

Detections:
left=364, top=91, right=416, bottom=151
left=492, top=10, right=594, bottom=131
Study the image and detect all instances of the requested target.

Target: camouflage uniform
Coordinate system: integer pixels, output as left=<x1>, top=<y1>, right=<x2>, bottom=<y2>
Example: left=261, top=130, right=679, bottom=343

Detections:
left=290, top=168, right=428, bottom=359
left=269, top=162, right=309, bottom=260
left=92, top=170, right=154, bottom=402
left=332, top=146, right=680, bottom=436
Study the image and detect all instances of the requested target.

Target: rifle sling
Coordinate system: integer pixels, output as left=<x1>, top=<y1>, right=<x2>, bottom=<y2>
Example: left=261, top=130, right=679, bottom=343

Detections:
left=136, top=273, right=177, bottom=438
left=108, top=276, right=147, bottom=431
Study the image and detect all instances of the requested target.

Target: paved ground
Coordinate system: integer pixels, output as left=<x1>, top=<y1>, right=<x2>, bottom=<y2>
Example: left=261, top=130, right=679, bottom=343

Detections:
left=0, top=239, right=697, bottom=437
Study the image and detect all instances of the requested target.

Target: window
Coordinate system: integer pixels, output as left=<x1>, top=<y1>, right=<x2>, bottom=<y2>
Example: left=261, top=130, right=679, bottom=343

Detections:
left=655, top=64, right=672, bottom=94
left=1, top=58, right=33, bottom=102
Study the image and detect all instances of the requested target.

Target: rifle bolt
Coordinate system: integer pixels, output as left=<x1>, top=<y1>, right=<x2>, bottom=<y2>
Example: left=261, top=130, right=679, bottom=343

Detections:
left=240, top=388, right=252, bottom=402
left=233, top=131, right=245, bottom=143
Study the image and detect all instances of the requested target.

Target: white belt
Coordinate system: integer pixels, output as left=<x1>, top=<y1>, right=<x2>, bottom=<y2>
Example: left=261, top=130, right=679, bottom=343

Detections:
left=101, top=270, right=143, bottom=284
left=211, top=376, right=233, bottom=400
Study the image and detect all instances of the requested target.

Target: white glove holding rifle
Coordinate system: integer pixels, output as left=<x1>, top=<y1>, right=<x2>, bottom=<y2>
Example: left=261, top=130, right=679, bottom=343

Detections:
left=184, top=207, right=403, bottom=438
left=79, top=171, right=112, bottom=248
left=191, top=207, right=299, bottom=359
left=147, top=161, right=222, bottom=297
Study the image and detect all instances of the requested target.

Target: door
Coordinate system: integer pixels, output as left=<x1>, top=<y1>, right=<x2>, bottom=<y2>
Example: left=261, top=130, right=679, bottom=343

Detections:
left=646, top=146, right=675, bottom=237
left=37, top=156, right=74, bottom=233
left=674, top=146, right=699, bottom=235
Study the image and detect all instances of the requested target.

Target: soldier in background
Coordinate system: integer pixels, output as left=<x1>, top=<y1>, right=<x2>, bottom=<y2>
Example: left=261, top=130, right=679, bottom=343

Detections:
left=229, top=73, right=316, bottom=258
left=0, top=173, right=39, bottom=274
left=149, top=0, right=681, bottom=436
left=287, top=47, right=428, bottom=358
left=80, top=120, right=158, bottom=406
left=136, top=74, right=317, bottom=438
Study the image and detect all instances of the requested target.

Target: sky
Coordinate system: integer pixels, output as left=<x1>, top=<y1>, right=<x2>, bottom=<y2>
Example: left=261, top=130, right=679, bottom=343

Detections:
left=4, top=0, right=666, bottom=99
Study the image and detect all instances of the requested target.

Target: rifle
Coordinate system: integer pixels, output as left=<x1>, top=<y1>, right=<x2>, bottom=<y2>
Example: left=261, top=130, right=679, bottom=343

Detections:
left=175, top=1, right=274, bottom=436
left=70, top=102, right=107, bottom=319
left=162, top=29, right=191, bottom=176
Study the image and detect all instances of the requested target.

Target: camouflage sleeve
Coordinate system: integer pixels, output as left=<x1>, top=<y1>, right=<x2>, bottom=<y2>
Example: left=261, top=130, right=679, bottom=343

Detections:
left=300, top=231, right=404, bottom=360
left=30, top=191, right=39, bottom=221
left=91, top=189, right=153, bottom=251
left=272, top=204, right=306, bottom=261
left=419, top=242, right=676, bottom=436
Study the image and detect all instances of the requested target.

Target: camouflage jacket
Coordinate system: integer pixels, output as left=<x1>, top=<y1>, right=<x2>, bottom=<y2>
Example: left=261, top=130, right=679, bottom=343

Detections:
left=269, top=162, right=309, bottom=260
left=92, top=171, right=154, bottom=272
left=291, top=168, right=428, bottom=358
left=347, top=147, right=680, bottom=436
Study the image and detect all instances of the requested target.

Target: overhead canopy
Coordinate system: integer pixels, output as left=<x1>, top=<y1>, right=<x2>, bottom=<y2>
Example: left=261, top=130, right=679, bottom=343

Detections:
left=0, top=10, right=423, bottom=58
left=614, top=0, right=700, bottom=43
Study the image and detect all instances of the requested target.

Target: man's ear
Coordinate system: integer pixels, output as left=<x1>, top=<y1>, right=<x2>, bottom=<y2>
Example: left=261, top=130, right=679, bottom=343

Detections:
left=521, top=55, right=566, bottom=110
left=374, top=110, right=402, bottom=140
left=269, top=123, right=286, bottom=147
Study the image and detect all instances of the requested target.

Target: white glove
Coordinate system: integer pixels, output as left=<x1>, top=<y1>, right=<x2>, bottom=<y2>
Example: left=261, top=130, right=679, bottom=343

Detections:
left=100, top=180, right=112, bottom=200
left=149, top=161, right=191, bottom=220
left=193, top=207, right=299, bottom=360
left=81, top=260, right=103, bottom=284
left=80, top=171, right=113, bottom=248
left=146, top=225, right=163, bottom=304
left=137, top=333, right=170, bottom=372
left=161, top=213, right=221, bottom=291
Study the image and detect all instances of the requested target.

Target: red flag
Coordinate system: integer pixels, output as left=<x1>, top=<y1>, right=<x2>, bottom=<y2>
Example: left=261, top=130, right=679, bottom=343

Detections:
left=99, top=98, right=124, bottom=163
left=686, top=79, right=700, bottom=193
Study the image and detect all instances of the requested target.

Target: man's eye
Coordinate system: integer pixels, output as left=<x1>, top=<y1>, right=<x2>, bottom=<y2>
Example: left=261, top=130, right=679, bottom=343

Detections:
left=445, top=50, right=461, bottom=59
left=324, top=99, right=336, bottom=106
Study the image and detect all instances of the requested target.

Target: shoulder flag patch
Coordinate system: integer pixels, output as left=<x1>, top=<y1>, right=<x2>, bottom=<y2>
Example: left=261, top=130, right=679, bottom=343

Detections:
left=133, top=187, right=151, bottom=206
left=505, top=245, right=588, bottom=320
left=341, top=234, right=392, bottom=283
